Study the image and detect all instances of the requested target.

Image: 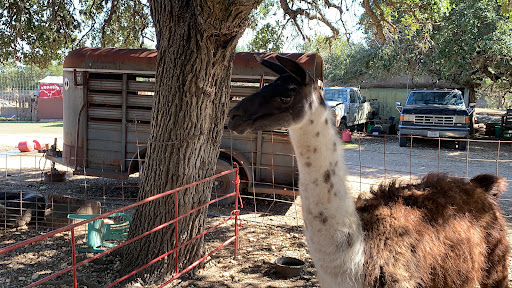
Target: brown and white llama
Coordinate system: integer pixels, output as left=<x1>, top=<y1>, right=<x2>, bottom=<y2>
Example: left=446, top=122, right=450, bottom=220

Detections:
left=228, top=55, right=510, bottom=288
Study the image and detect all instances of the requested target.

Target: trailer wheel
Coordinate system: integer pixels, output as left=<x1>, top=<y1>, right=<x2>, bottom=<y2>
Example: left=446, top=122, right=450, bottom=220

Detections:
left=212, top=159, right=235, bottom=205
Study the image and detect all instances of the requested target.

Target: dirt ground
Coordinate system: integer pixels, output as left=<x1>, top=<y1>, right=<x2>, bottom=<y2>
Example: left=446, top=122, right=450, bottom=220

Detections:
left=0, top=206, right=317, bottom=288
left=1, top=110, right=512, bottom=287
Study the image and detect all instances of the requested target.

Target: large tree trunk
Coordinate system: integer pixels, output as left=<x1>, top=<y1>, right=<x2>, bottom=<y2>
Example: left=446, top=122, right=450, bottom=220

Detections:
left=121, top=0, right=261, bottom=283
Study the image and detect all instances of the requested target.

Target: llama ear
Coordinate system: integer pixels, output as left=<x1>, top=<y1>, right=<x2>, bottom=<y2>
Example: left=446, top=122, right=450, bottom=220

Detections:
left=470, top=174, right=508, bottom=198
left=255, top=55, right=290, bottom=76
left=275, top=55, right=309, bottom=84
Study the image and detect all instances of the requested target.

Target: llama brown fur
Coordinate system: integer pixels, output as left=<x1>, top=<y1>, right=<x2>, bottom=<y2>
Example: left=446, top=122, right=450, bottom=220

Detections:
left=356, top=173, right=509, bottom=287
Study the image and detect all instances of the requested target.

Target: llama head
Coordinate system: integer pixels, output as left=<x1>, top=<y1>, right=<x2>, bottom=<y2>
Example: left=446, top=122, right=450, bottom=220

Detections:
left=228, top=55, right=323, bottom=134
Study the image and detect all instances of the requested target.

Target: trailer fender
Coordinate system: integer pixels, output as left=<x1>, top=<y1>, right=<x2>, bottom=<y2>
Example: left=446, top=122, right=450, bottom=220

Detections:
left=128, top=147, right=147, bottom=174
left=218, top=149, right=252, bottom=186
left=128, top=147, right=253, bottom=183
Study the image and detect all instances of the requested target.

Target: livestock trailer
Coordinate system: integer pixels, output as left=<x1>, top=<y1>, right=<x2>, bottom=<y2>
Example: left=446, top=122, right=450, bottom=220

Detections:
left=49, top=48, right=323, bottom=196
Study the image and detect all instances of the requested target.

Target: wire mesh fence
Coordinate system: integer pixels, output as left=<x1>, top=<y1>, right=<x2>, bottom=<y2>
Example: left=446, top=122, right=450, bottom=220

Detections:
left=2, top=134, right=512, bottom=229
left=0, top=73, right=44, bottom=121
left=1, top=134, right=511, bottom=287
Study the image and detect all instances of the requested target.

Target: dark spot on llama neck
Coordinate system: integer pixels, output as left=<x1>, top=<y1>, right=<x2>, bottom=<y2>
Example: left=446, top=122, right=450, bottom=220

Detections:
left=315, top=212, right=329, bottom=224
left=323, top=170, right=331, bottom=184
left=346, top=232, right=354, bottom=247
left=313, top=148, right=317, bottom=153
left=333, top=142, right=337, bottom=152
left=331, top=182, right=338, bottom=196
left=305, top=161, right=312, bottom=167
left=316, top=131, right=320, bottom=137
left=310, top=119, right=314, bottom=125
left=325, top=118, right=328, bottom=125
left=336, top=232, right=354, bottom=250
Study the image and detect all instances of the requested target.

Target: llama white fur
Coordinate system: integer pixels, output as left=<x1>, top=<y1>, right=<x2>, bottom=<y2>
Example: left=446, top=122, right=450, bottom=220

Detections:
left=289, top=98, right=364, bottom=288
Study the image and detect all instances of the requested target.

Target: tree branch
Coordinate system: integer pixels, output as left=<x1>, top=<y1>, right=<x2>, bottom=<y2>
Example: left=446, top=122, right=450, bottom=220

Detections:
left=383, top=0, right=424, bottom=24
left=279, top=0, right=339, bottom=38
left=373, top=0, right=396, bottom=34
left=101, top=0, right=119, bottom=46
left=362, top=0, right=387, bottom=43
left=323, top=0, right=353, bottom=43
left=276, top=18, right=292, bottom=47
left=292, top=17, right=309, bottom=41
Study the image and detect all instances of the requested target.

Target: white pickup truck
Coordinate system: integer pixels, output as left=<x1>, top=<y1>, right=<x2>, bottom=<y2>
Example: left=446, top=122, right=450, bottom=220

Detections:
left=324, top=87, right=379, bottom=130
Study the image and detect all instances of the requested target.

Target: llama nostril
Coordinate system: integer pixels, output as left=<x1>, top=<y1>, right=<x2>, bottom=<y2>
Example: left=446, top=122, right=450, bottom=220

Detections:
left=229, top=113, right=241, bottom=124
left=228, top=107, right=243, bottom=120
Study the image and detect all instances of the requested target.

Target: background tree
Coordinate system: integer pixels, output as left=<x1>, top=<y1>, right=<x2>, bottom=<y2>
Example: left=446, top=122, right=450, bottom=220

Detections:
left=79, top=0, right=153, bottom=48
left=244, top=0, right=285, bottom=52
left=0, top=0, right=79, bottom=67
left=0, top=0, right=153, bottom=67
left=0, top=64, right=63, bottom=90
left=331, top=0, right=512, bottom=105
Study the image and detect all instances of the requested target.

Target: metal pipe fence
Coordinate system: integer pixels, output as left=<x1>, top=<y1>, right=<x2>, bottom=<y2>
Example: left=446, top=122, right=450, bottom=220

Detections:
left=0, top=164, right=241, bottom=288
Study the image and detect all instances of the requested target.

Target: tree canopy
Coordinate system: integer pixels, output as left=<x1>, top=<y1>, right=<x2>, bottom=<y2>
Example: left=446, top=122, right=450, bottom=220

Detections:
left=0, top=0, right=153, bottom=67
left=2, top=0, right=364, bottom=65
left=321, top=0, right=512, bottom=105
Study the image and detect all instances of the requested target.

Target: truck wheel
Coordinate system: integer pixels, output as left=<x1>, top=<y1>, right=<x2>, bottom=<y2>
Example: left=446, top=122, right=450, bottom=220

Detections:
left=458, top=139, right=468, bottom=151
left=338, top=119, right=347, bottom=132
left=399, top=135, right=408, bottom=147
left=212, top=159, right=235, bottom=205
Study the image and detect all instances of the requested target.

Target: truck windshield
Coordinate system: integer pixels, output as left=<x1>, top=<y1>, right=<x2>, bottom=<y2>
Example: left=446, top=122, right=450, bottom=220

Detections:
left=406, top=91, right=464, bottom=106
left=324, top=89, right=349, bottom=103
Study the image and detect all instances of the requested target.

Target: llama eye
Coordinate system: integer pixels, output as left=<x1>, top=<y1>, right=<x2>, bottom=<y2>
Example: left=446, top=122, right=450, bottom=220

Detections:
left=279, top=96, right=292, bottom=104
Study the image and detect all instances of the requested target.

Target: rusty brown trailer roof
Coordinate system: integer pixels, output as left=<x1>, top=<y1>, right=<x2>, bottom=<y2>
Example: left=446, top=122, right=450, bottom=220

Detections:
left=64, top=48, right=158, bottom=72
left=64, top=48, right=323, bottom=80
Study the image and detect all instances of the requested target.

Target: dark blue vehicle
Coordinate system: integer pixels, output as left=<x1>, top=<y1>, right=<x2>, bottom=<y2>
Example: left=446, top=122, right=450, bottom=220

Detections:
left=397, top=89, right=474, bottom=150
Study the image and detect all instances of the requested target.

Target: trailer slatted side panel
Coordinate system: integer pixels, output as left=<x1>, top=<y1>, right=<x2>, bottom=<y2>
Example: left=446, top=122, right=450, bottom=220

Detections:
left=86, top=73, right=155, bottom=172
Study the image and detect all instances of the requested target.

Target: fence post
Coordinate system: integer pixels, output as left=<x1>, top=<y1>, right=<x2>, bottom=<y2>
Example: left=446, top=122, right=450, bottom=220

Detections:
left=174, top=191, right=179, bottom=274
left=71, top=228, right=78, bottom=288
left=233, top=163, right=240, bottom=257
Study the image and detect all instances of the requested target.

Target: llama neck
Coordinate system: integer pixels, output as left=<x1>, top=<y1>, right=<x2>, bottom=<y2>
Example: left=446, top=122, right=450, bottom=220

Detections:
left=289, top=105, right=364, bottom=287
left=288, top=105, right=357, bottom=218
